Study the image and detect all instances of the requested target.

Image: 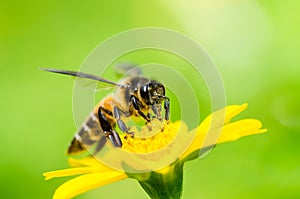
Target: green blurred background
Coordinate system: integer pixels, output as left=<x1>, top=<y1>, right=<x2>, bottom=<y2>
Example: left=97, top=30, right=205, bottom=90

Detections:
left=1, top=0, right=300, bottom=198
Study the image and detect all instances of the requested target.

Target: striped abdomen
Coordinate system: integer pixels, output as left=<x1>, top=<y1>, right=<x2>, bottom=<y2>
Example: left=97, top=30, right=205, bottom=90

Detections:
left=67, top=112, right=104, bottom=154
left=67, top=95, right=115, bottom=154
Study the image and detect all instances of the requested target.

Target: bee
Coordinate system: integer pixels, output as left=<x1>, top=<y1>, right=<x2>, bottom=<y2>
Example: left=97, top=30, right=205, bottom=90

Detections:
left=43, top=66, right=170, bottom=154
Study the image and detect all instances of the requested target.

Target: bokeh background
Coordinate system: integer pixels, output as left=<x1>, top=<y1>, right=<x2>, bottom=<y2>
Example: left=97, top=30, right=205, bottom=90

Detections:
left=1, top=0, right=300, bottom=198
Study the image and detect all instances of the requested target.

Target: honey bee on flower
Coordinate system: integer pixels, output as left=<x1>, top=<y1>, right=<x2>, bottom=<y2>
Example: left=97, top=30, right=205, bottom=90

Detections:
left=43, top=65, right=170, bottom=155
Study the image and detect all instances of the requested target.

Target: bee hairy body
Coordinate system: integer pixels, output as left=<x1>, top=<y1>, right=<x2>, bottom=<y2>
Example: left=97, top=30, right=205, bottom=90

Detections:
left=44, top=67, right=170, bottom=155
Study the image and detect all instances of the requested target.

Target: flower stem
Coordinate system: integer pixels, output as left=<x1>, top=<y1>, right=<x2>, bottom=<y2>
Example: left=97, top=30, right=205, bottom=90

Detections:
left=138, top=162, right=184, bottom=199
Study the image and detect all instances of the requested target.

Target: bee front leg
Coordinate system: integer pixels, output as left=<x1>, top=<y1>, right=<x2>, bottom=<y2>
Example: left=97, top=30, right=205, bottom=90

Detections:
left=113, top=106, right=134, bottom=137
left=130, top=95, right=151, bottom=123
left=151, top=104, right=162, bottom=121
left=98, top=106, right=122, bottom=147
left=164, top=97, right=170, bottom=121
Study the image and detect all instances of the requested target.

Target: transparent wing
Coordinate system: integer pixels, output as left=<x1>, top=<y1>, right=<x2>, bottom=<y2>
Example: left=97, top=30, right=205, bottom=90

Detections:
left=78, top=78, right=116, bottom=91
left=114, top=63, right=143, bottom=77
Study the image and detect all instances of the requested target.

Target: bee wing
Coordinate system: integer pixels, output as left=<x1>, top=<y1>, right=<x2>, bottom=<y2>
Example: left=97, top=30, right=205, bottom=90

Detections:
left=79, top=78, right=116, bottom=91
left=68, top=112, right=106, bottom=155
left=115, top=63, right=143, bottom=77
left=42, top=68, right=129, bottom=90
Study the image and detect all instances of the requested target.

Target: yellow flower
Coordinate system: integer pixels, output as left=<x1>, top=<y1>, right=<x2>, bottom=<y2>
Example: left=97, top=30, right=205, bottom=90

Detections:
left=43, top=104, right=266, bottom=199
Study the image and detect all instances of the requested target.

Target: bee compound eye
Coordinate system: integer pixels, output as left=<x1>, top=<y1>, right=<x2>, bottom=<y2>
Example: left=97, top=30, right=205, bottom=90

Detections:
left=140, top=84, right=151, bottom=104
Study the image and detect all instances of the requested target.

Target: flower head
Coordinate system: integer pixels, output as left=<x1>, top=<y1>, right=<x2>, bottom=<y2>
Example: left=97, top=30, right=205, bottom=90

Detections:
left=43, top=104, right=266, bottom=199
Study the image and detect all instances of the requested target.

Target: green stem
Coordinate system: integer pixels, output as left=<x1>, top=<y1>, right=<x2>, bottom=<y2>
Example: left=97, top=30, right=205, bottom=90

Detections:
left=138, top=162, right=184, bottom=199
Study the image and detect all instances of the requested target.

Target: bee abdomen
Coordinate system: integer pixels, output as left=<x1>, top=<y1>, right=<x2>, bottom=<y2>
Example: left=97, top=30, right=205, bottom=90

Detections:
left=67, top=113, right=103, bottom=154
left=68, top=137, right=85, bottom=154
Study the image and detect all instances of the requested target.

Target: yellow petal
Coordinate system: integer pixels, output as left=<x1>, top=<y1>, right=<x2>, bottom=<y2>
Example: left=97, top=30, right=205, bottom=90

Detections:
left=43, top=167, right=100, bottom=180
left=224, top=103, right=248, bottom=124
left=68, top=157, right=115, bottom=172
left=181, top=104, right=266, bottom=159
left=68, top=157, right=100, bottom=167
left=53, top=171, right=127, bottom=199
left=198, top=104, right=248, bottom=133
left=218, top=119, right=267, bottom=143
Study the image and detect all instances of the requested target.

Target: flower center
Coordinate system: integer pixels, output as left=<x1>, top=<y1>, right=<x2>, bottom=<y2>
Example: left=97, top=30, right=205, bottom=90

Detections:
left=121, top=121, right=180, bottom=153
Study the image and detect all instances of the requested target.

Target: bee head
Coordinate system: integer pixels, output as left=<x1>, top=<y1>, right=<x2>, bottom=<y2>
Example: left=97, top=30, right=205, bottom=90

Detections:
left=139, top=81, right=166, bottom=105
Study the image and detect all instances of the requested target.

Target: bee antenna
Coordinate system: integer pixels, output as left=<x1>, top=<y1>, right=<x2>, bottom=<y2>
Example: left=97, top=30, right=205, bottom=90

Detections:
left=41, top=68, right=130, bottom=88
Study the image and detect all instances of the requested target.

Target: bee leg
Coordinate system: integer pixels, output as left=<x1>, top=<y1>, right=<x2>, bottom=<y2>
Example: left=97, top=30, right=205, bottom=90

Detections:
left=151, top=104, right=162, bottom=121
left=113, top=106, right=134, bottom=137
left=98, top=106, right=122, bottom=147
left=93, top=136, right=107, bottom=155
left=108, top=130, right=122, bottom=148
left=130, top=95, right=151, bottom=123
left=164, top=97, right=170, bottom=121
